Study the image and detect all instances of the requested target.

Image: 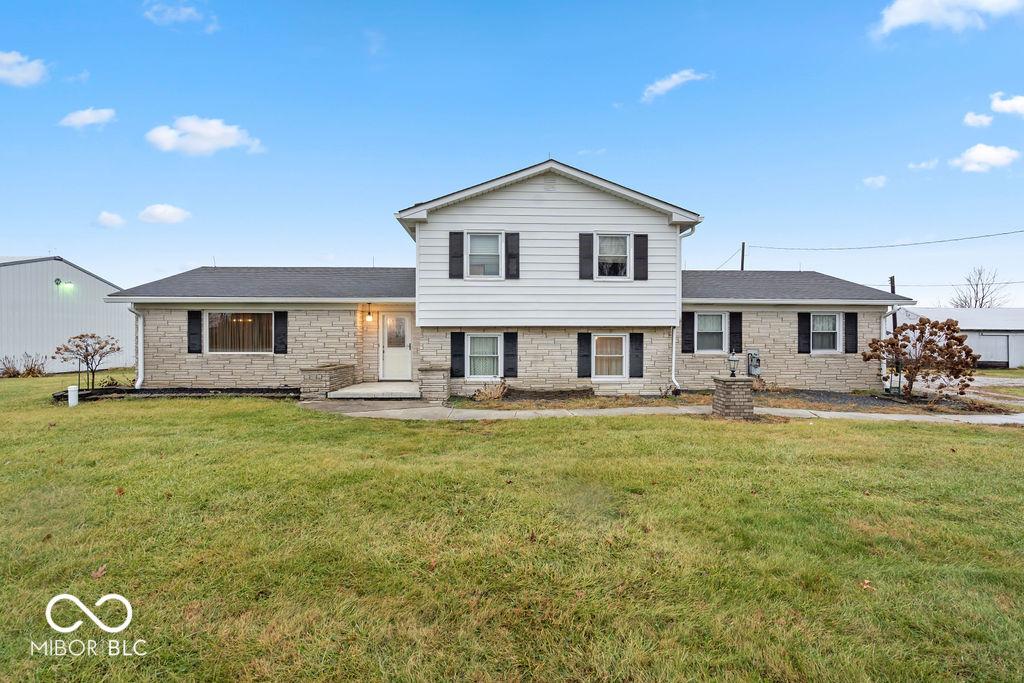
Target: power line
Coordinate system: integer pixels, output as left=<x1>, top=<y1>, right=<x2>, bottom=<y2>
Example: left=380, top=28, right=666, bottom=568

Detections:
left=863, top=279, right=1024, bottom=288
left=714, top=247, right=741, bottom=271
left=748, top=228, right=1024, bottom=252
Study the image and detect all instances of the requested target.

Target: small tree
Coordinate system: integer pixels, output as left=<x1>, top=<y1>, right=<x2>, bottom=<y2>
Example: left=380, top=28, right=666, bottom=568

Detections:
left=862, top=318, right=978, bottom=398
left=53, top=334, right=122, bottom=390
left=949, top=266, right=1008, bottom=308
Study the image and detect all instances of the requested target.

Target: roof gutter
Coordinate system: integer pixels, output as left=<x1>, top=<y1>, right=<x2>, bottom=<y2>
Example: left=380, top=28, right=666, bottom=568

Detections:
left=671, top=224, right=700, bottom=392
left=129, top=305, right=143, bottom=390
left=104, top=296, right=416, bottom=304
left=681, top=298, right=917, bottom=306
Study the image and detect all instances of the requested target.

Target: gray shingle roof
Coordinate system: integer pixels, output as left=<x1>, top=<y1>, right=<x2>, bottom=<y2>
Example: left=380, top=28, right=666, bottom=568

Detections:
left=110, top=267, right=416, bottom=299
left=681, top=270, right=913, bottom=302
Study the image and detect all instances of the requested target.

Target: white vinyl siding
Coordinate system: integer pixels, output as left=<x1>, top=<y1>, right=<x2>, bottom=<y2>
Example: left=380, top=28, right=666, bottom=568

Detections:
left=415, top=173, right=680, bottom=326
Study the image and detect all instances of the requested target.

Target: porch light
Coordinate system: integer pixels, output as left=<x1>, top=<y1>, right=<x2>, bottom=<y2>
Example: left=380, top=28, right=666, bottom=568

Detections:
left=726, top=352, right=739, bottom=377
left=365, top=306, right=373, bottom=322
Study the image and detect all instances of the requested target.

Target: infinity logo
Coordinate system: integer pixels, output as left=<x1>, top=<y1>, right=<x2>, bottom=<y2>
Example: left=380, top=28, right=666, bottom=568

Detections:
left=45, top=594, right=133, bottom=634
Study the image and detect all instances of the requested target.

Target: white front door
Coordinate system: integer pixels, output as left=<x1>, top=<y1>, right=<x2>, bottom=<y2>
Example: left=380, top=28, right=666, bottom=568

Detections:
left=380, top=313, right=413, bottom=380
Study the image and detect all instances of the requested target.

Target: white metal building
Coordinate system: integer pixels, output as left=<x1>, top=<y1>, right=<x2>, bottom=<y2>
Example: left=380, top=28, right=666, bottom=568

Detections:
left=0, top=256, right=135, bottom=373
left=892, top=307, right=1024, bottom=369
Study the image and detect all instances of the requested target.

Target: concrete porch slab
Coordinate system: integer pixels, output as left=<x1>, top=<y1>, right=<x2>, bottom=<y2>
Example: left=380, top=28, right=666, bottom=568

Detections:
left=327, top=381, right=421, bottom=399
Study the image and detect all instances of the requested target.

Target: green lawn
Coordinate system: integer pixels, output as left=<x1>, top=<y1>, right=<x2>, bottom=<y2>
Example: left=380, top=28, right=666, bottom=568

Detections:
left=976, top=367, right=1024, bottom=379
left=984, top=386, right=1024, bottom=399
left=2, top=374, right=1024, bottom=680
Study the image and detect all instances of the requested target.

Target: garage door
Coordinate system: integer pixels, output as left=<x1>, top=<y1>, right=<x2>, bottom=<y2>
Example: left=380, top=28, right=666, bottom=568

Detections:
left=967, top=332, right=1009, bottom=367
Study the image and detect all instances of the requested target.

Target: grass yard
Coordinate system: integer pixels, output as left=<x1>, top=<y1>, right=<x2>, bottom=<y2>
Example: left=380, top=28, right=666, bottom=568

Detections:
left=2, top=374, right=1024, bottom=680
left=976, top=367, right=1024, bottom=379
left=982, top=385, right=1024, bottom=399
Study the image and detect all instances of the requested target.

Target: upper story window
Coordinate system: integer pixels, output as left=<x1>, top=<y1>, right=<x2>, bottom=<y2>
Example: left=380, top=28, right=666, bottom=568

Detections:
left=596, top=234, right=629, bottom=278
left=466, top=233, right=502, bottom=278
left=696, top=313, right=726, bottom=353
left=811, top=313, right=839, bottom=352
left=207, top=312, right=273, bottom=353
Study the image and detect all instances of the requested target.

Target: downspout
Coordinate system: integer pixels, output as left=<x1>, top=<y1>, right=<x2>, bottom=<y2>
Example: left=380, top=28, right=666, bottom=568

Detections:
left=671, top=224, right=699, bottom=393
left=129, top=305, right=144, bottom=389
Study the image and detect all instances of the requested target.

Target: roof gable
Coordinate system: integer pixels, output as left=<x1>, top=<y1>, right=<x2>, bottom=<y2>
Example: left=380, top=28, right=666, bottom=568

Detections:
left=394, top=159, right=702, bottom=236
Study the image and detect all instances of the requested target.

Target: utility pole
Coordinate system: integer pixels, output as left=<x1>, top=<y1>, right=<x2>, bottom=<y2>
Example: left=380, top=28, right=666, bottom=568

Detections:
left=740, top=242, right=746, bottom=271
left=889, top=275, right=898, bottom=332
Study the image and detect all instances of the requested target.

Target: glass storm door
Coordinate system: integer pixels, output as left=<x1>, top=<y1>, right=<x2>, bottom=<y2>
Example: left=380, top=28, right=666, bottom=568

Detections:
left=380, top=313, right=413, bottom=380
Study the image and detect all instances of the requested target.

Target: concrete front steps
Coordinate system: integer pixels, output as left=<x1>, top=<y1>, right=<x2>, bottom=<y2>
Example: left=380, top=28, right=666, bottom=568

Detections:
left=327, top=381, right=421, bottom=400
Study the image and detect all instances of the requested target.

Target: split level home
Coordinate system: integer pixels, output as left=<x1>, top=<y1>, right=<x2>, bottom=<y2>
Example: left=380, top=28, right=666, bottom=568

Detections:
left=107, top=160, right=914, bottom=401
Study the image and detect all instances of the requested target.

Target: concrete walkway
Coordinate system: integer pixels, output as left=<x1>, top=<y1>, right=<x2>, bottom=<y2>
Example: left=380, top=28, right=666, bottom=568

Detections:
left=301, top=400, right=1024, bottom=426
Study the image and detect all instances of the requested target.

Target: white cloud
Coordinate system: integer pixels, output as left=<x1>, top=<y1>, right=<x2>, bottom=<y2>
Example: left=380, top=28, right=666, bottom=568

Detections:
left=144, top=2, right=202, bottom=25
left=139, top=204, right=192, bottom=224
left=144, top=2, right=219, bottom=32
left=873, top=0, right=1024, bottom=36
left=990, top=91, right=1024, bottom=116
left=59, top=107, right=117, bottom=129
left=949, top=143, right=1020, bottom=172
left=65, top=69, right=90, bottom=84
left=963, top=111, right=993, bottom=127
left=641, top=68, right=709, bottom=104
left=364, top=30, right=385, bottom=55
left=145, top=115, right=264, bottom=156
left=862, top=175, right=888, bottom=189
left=0, top=50, right=47, bottom=86
left=96, top=211, right=126, bottom=227
left=908, top=158, right=939, bottom=170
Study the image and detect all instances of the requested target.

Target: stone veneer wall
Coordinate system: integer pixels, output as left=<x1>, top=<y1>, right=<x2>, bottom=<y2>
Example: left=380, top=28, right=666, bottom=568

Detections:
left=299, top=363, right=355, bottom=400
left=677, top=305, right=885, bottom=391
left=356, top=305, right=420, bottom=383
left=712, top=376, right=754, bottom=418
left=418, top=327, right=675, bottom=397
left=139, top=307, right=359, bottom=388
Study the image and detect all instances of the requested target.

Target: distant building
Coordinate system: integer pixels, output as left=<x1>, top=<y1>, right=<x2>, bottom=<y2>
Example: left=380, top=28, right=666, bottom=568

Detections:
left=891, top=307, right=1024, bottom=369
left=0, top=256, right=135, bottom=373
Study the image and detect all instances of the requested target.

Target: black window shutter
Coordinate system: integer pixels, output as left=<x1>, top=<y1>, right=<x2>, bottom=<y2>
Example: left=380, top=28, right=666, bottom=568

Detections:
left=729, top=312, right=743, bottom=353
left=448, top=232, right=464, bottom=279
left=798, top=312, right=811, bottom=354
left=450, top=332, right=465, bottom=378
left=633, top=234, right=648, bottom=281
left=629, top=333, right=644, bottom=378
left=187, top=310, right=202, bottom=353
left=579, top=234, right=593, bottom=280
left=503, top=332, right=518, bottom=377
left=505, top=233, right=519, bottom=279
left=273, top=311, right=288, bottom=354
left=577, top=332, right=592, bottom=377
left=844, top=312, right=858, bottom=353
left=681, top=312, right=695, bottom=353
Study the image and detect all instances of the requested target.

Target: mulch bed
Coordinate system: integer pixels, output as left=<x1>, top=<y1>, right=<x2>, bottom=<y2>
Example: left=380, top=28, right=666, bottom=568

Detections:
left=52, top=387, right=299, bottom=403
left=760, top=389, right=1012, bottom=415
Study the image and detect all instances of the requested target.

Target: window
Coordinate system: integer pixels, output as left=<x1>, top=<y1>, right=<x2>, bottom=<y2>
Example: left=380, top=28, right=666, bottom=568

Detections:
left=696, top=313, right=726, bottom=352
left=596, top=234, right=629, bottom=278
left=593, top=334, right=627, bottom=378
left=466, top=233, right=502, bottom=277
left=811, top=313, right=839, bottom=352
left=207, top=312, right=273, bottom=353
left=386, top=316, right=406, bottom=348
left=467, top=334, right=500, bottom=378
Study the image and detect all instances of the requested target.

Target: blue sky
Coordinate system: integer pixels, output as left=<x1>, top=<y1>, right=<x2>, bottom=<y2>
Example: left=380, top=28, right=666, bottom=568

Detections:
left=2, top=0, right=1023, bottom=305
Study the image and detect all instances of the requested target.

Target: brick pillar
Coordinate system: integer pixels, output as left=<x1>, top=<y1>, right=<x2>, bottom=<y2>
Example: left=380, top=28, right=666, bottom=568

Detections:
left=418, top=365, right=450, bottom=404
left=712, top=376, right=754, bottom=419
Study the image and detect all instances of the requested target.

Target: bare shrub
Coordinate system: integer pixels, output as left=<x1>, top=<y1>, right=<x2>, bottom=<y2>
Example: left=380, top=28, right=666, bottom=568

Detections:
left=19, top=353, right=47, bottom=377
left=53, top=333, right=122, bottom=389
left=472, top=380, right=509, bottom=402
left=98, top=375, right=123, bottom=388
left=752, top=377, right=782, bottom=392
left=0, top=356, right=19, bottom=378
left=863, top=318, right=978, bottom=397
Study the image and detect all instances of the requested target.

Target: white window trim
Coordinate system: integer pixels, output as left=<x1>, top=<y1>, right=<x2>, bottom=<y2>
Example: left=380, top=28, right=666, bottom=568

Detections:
left=465, top=333, right=502, bottom=380
left=594, top=232, right=632, bottom=281
left=464, top=231, right=504, bottom=281
left=205, top=311, right=275, bottom=355
left=810, top=312, right=843, bottom=354
left=591, top=333, right=629, bottom=381
left=695, top=312, right=728, bottom=354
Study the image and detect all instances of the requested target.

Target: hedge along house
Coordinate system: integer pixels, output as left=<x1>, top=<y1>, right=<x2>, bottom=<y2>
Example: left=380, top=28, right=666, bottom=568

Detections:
left=107, top=160, right=914, bottom=400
